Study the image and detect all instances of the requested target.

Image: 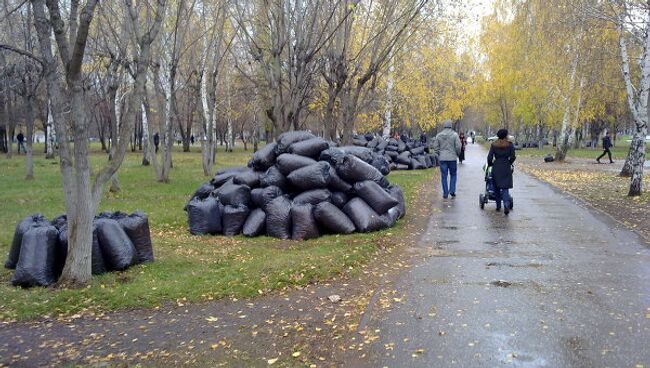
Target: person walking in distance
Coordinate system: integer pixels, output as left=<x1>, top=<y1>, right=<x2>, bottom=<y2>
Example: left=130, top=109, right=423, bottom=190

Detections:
left=153, top=132, right=160, bottom=153
left=487, top=129, right=516, bottom=215
left=433, top=121, right=461, bottom=199
left=596, top=131, right=614, bottom=164
left=458, top=132, right=467, bottom=164
left=16, top=131, right=26, bottom=154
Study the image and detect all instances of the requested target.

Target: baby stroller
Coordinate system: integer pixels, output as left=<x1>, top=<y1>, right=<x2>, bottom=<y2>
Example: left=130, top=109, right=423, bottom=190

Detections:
left=479, top=165, right=514, bottom=210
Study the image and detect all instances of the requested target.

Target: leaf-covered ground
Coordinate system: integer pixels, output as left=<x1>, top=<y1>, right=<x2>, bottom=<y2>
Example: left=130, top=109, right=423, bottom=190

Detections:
left=517, top=156, right=650, bottom=241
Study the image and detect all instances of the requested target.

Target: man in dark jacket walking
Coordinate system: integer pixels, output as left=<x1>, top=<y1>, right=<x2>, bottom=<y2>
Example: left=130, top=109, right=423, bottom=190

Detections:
left=16, top=131, right=26, bottom=154
left=153, top=132, right=160, bottom=153
left=487, top=129, right=516, bottom=215
left=596, top=131, right=614, bottom=163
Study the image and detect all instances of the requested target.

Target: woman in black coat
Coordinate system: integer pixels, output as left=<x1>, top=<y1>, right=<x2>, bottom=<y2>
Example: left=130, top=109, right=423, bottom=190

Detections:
left=487, top=129, right=516, bottom=215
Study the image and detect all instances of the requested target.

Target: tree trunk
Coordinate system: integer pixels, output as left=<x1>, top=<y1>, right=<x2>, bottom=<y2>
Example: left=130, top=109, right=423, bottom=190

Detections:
left=627, top=130, right=646, bottom=196
left=24, top=94, right=35, bottom=180
left=45, top=101, right=55, bottom=159
left=382, top=58, right=394, bottom=139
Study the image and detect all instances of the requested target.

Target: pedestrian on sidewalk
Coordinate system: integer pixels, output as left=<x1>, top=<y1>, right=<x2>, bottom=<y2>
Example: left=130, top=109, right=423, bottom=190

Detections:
left=487, top=129, right=516, bottom=215
left=433, top=120, right=461, bottom=199
left=596, top=131, right=614, bottom=164
left=16, top=131, right=26, bottom=154
left=459, top=132, right=467, bottom=164
left=153, top=132, right=160, bottom=153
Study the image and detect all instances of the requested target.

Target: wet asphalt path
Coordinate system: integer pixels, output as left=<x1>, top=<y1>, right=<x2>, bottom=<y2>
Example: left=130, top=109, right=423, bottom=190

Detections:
left=354, top=144, right=650, bottom=367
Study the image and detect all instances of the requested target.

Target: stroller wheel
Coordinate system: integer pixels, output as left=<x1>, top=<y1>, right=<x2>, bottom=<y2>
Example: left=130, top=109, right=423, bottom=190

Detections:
left=479, top=194, right=485, bottom=209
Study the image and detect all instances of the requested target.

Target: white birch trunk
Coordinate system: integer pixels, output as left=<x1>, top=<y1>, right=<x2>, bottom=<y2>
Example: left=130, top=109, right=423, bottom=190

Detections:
left=382, top=58, right=394, bottom=139
left=45, top=100, right=55, bottom=159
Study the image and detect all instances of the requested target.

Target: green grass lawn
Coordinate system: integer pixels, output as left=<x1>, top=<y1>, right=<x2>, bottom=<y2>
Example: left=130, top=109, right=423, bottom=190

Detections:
left=0, top=144, right=432, bottom=321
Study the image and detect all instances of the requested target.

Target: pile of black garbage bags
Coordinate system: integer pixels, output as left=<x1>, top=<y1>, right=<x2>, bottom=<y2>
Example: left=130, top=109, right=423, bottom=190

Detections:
left=186, top=131, right=407, bottom=240
left=4, top=211, right=154, bottom=287
left=352, top=134, right=438, bottom=170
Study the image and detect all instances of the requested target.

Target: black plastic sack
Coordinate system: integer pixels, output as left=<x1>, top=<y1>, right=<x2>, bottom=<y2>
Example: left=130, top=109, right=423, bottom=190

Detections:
left=376, top=140, right=389, bottom=151
left=266, top=196, right=292, bottom=239
left=215, top=182, right=251, bottom=207
left=353, top=138, right=368, bottom=147
left=353, top=180, right=400, bottom=214
left=289, top=137, right=329, bottom=158
left=192, top=182, right=216, bottom=201
left=396, top=164, right=409, bottom=170
left=424, top=155, right=433, bottom=168
left=114, top=211, right=154, bottom=264
left=50, top=215, right=67, bottom=230
left=382, top=207, right=401, bottom=227
left=396, top=151, right=412, bottom=165
left=211, top=167, right=248, bottom=187
left=276, top=154, right=318, bottom=175
left=327, top=166, right=352, bottom=193
left=370, top=154, right=391, bottom=176
left=415, top=156, right=428, bottom=168
left=260, top=166, right=289, bottom=191
left=11, top=225, right=59, bottom=287
left=340, top=146, right=373, bottom=163
left=343, top=197, right=388, bottom=232
left=251, top=186, right=284, bottom=210
left=330, top=191, right=348, bottom=209
left=222, top=205, right=250, bottom=236
left=319, top=147, right=346, bottom=165
left=293, top=189, right=331, bottom=205
left=409, top=158, right=425, bottom=170
left=410, top=146, right=426, bottom=155
left=335, top=154, right=389, bottom=188
left=385, top=145, right=398, bottom=152
left=387, top=185, right=406, bottom=219
left=385, top=150, right=398, bottom=160
left=364, top=133, right=374, bottom=141
left=242, top=208, right=266, bottom=237
left=249, top=142, right=277, bottom=171
left=277, top=131, right=315, bottom=153
left=291, top=204, right=319, bottom=240
left=397, top=141, right=406, bottom=152
left=232, top=169, right=262, bottom=188
left=95, top=218, right=136, bottom=271
left=5, top=214, right=48, bottom=269
left=313, top=202, right=355, bottom=234
left=59, top=224, right=107, bottom=275
left=187, top=196, right=223, bottom=235
left=367, top=137, right=380, bottom=149
left=287, top=161, right=331, bottom=190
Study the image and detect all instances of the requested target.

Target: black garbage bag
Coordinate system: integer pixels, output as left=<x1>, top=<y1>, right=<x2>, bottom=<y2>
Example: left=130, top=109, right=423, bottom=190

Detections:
left=424, top=155, right=433, bottom=168
left=396, top=151, right=412, bottom=165
left=376, top=140, right=389, bottom=151
left=95, top=218, right=136, bottom=271
left=327, top=166, right=353, bottom=193
left=242, top=208, right=266, bottom=237
left=367, top=137, right=381, bottom=149
left=340, top=146, right=373, bottom=163
left=59, top=223, right=107, bottom=275
left=343, top=197, right=388, bottom=232
left=215, top=182, right=251, bottom=207
left=313, top=202, right=355, bottom=234
left=409, top=158, right=425, bottom=170
left=396, top=164, right=409, bottom=170
left=251, top=186, right=284, bottom=210
left=287, top=161, right=331, bottom=190
left=382, top=207, right=401, bottom=227
left=410, top=146, right=426, bottom=155
left=353, top=180, right=399, bottom=214
left=222, top=205, right=250, bottom=236
left=211, top=167, right=248, bottom=187
left=289, top=137, right=330, bottom=158
left=364, top=133, right=374, bottom=141
left=5, top=214, right=48, bottom=269
left=544, top=154, right=554, bottom=163
left=266, top=196, right=292, bottom=239
left=260, top=166, right=289, bottom=191
left=50, top=215, right=67, bottom=230
left=353, top=138, right=368, bottom=147
left=187, top=196, right=223, bottom=235
left=387, top=185, right=406, bottom=219
left=11, top=225, right=59, bottom=287
left=319, top=147, right=346, bottom=165
left=191, top=182, right=216, bottom=201
left=385, top=150, right=398, bottom=160
left=114, top=211, right=154, bottom=264
left=276, top=154, right=318, bottom=175
left=291, top=204, right=319, bottom=240
left=249, top=142, right=277, bottom=171
left=293, top=189, right=331, bottom=205
left=330, top=191, right=348, bottom=209
left=370, top=154, right=391, bottom=176
left=397, top=141, right=406, bottom=152
left=385, top=144, right=398, bottom=152
left=335, top=154, right=389, bottom=188
left=232, top=169, right=262, bottom=188
left=277, top=131, right=315, bottom=153
left=415, top=155, right=428, bottom=168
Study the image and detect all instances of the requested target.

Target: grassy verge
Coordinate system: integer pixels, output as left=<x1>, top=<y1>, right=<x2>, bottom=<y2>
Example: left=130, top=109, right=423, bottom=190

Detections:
left=0, top=146, right=432, bottom=321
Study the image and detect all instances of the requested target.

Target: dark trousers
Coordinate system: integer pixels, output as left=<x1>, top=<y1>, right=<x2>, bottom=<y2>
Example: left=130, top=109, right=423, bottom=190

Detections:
left=17, top=142, right=26, bottom=153
left=597, top=148, right=612, bottom=163
left=495, top=188, right=511, bottom=210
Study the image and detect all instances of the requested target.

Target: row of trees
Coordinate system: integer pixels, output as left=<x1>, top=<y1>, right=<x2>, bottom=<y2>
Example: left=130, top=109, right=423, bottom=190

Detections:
left=473, top=0, right=647, bottom=196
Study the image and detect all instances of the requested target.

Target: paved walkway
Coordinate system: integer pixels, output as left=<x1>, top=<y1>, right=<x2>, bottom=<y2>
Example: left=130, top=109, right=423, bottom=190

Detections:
left=352, top=143, right=650, bottom=367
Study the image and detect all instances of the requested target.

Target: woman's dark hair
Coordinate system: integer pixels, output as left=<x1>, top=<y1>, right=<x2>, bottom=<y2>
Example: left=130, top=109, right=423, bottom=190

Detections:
left=497, top=129, right=508, bottom=139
